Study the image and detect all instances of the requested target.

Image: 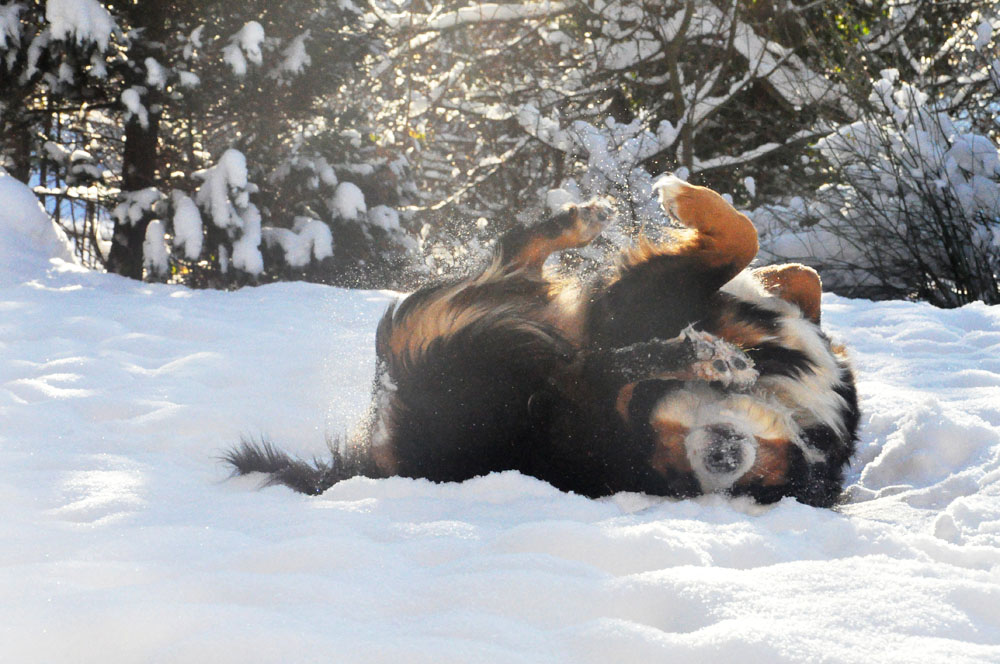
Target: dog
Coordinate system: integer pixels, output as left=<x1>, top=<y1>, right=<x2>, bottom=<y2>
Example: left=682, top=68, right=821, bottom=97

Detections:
left=227, top=176, right=859, bottom=507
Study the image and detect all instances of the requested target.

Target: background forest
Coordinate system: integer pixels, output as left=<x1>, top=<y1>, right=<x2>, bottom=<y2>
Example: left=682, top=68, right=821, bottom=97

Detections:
left=1, top=0, right=998, bottom=304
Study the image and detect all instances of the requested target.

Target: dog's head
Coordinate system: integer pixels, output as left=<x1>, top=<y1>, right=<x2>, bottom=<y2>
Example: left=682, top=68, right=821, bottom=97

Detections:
left=624, top=380, right=838, bottom=504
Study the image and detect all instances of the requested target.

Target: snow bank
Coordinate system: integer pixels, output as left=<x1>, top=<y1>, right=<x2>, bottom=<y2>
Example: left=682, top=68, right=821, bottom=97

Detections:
left=1, top=194, right=999, bottom=661
left=0, top=173, right=75, bottom=284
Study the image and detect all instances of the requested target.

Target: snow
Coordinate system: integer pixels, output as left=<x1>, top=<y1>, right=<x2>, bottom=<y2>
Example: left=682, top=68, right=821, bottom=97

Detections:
left=277, top=31, right=311, bottom=76
left=0, top=3, right=22, bottom=51
left=333, top=181, right=367, bottom=220
left=262, top=217, right=334, bottom=267
left=756, top=68, right=1000, bottom=299
left=380, top=2, right=568, bottom=30
left=2, top=187, right=1000, bottom=662
left=193, top=150, right=264, bottom=275
left=171, top=192, right=204, bottom=260
left=112, top=187, right=162, bottom=226
left=121, top=86, right=149, bottom=129
left=0, top=173, right=74, bottom=284
left=178, top=70, right=200, bottom=88
left=223, top=21, right=265, bottom=76
left=367, top=205, right=401, bottom=232
left=45, top=0, right=115, bottom=51
left=144, top=57, right=167, bottom=89
left=142, top=219, right=168, bottom=276
left=974, top=19, right=994, bottom=52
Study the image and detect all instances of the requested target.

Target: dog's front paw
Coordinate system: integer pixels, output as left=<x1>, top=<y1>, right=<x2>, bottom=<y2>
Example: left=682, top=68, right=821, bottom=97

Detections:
left=678, top=326, right=757, bottom=390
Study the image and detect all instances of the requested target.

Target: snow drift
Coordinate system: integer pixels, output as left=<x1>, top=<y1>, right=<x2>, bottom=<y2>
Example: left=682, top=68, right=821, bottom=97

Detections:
left=0, top=173, right=75, bottom=284
left=1, top=184, right=999, bottom=662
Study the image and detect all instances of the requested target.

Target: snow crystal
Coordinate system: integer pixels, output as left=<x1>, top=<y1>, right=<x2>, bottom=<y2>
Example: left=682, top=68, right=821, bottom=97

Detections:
left=237, top=21, right=265, bottom=63
left=518, top=104, right=685, bottom=225
left=222, top=43, right=247, bottom=77
left=317, top=159, right=338, bottom=187
left=57, top=62, right=74, bottom=84
left=182, top=25, right=204, bottom=60
left=68, top=150, right=102, bottom=182
left=87, top=50, right=108, bottom=78
left=43, top=141, right=71, bottom=164
left=45, top=0, right=115, bottom=50
left=332, top=181, right=367, bottom=220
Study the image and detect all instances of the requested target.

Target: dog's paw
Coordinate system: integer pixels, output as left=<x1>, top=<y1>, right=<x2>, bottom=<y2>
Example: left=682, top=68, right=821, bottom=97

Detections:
left=678, top=326, right=757, bottom=390
left=567, top=197, right=613, bottom=245
left=653, top=174, right=693, bottom=221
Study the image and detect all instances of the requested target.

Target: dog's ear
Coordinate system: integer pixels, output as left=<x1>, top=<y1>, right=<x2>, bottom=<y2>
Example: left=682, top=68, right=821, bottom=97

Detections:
left=753, top=263, right=823, bottom=324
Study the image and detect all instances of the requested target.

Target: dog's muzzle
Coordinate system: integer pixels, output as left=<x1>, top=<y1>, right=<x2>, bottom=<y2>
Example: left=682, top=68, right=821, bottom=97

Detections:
left=702, top=424, right=748, bottom=474
left=686, top=422, right=758, bottom=492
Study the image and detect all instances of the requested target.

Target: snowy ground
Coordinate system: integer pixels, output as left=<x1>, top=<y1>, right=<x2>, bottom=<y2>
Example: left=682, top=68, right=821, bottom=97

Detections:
left=2, top=174, right=999, bottom=662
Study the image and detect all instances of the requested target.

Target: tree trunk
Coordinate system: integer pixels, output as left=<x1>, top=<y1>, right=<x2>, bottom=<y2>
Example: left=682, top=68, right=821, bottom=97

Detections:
left=105, top=0, right=168, bottom=280
left=105, top=111, right=161, bottom=278
left=9, top=118, right=32, bottom=184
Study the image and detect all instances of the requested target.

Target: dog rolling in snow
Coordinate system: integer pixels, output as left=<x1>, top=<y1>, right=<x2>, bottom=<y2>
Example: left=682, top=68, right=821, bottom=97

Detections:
left=228, top=176, right=859, bottom=507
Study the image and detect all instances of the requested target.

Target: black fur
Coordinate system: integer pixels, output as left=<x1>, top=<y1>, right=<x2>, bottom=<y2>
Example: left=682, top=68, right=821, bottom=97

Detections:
left=224, top=437, right=382, bottom=496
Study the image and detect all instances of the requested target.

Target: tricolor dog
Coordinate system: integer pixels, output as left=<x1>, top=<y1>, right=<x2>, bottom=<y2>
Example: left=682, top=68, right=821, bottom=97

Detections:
left=228, top=176, right=859, bottom=507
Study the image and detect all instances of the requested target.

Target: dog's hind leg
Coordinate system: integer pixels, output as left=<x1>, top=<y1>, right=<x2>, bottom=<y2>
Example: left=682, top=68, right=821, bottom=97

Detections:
left=586, top=177, right=759, bottom=348
left=496, top=199, right=612, bottom=274
left=649, top=175, right=759, bottom=289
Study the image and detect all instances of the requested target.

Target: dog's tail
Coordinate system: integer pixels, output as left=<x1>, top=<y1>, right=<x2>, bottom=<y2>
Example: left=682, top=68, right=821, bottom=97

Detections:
left=223, top=437, right=381, bottom=495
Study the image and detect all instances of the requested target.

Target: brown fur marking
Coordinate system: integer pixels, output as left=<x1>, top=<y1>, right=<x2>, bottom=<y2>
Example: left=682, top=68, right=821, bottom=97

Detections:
left=740, top=437, right=794, bottom=487
left=616, top=382, right=637, bottom=422
left=754, top=264, right=823, bottom=323
left=649, top=419, right=693, bottom=476
left=661, top=181, right=759, bottom=281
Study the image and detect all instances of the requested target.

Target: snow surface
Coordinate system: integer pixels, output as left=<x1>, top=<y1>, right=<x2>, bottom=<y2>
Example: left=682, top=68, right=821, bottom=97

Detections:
left=2, top=179, right=1000, bottom=662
